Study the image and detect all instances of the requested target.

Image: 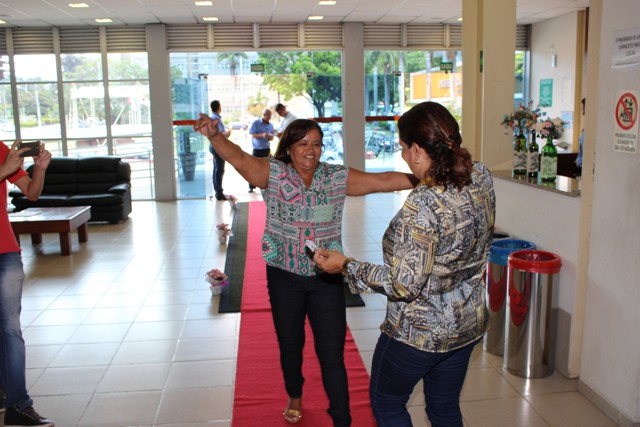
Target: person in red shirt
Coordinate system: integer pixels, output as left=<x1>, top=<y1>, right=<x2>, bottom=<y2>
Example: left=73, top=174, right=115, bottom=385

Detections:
left=0, top=140, right=55, bottom=426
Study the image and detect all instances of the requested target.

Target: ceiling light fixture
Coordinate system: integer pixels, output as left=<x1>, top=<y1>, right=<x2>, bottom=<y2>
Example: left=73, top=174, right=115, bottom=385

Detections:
left=0, top=20, right=6, bottom=24
left=319, top=1, right=336, bottom=5
left=457, top=17, right=463, bottom=21
left=308, top=15, right=324, bottom=21
left=68, top=2, right=89, bottom=7
left=203, top=16, right=219, bottom=22
left=95, top=18, right=112, bottom=23
left=195, top=1, right=213, bottom=5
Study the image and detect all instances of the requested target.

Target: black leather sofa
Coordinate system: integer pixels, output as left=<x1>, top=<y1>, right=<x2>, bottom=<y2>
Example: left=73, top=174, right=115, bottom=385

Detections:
left=9, top=157, right=132, bottom=224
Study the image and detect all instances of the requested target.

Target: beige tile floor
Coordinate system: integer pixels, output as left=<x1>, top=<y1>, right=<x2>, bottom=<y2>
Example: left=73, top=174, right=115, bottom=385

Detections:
left=15, top=185, right=617, bottom=426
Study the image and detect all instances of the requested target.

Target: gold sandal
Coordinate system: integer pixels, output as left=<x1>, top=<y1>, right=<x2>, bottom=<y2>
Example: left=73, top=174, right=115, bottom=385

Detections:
left=283, top=407, right=302, bottom=424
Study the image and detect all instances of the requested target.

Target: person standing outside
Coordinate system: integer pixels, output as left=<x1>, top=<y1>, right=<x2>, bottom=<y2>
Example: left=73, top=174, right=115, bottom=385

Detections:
left=314, top=102, right=495, bottom=427
left=209, top=100, right=232, bottom=201
left=274, top=103, right=298, bottom=138
left=248, top=108, right=274, bottom=192
left=0, top=141, right=55, bottom=427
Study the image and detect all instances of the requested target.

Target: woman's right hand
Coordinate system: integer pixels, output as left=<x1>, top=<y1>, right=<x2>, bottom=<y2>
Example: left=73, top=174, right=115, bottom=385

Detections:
left=314, top=249, right=348, bottom=275
left=193, top=114, right=221, bottom=139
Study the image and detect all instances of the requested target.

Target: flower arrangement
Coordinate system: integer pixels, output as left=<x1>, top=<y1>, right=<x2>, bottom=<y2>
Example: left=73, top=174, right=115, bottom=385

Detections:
left=227, top=194, right=237, bottom=209
left=216, top=223, right=233, bottom=244
left=535, top=117, right=565, bottom=139
left=501, top=101, right=545, bottom=134
left=205, top=268, right=228, bottom=295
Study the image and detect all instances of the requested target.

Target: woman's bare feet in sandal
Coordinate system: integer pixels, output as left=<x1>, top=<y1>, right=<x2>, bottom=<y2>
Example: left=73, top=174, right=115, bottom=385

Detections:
left=283, top=398, right=302, bottom=424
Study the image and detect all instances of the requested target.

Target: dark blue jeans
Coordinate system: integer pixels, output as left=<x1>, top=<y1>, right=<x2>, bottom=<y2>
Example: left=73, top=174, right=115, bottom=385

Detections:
left=266, top=265, right=351, bottom=427
left=0, top=252, right=31, bottom=410
left=370, top=333, right=478, bottom=427
left=211, top=146, right=226, bottom=198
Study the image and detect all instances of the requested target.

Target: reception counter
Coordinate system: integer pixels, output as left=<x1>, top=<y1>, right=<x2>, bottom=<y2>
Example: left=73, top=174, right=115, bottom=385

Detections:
left=491, top=170, right=581, bottom=197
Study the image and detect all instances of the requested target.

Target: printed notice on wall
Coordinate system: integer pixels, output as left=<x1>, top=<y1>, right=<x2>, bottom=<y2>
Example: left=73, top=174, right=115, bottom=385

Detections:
left=612, top=27, right=640, bottom=70
left=613, top=91, right=638, bottom=154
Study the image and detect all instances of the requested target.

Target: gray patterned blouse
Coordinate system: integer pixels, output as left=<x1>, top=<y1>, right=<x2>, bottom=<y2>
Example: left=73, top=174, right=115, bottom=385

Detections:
left=344, top=162, right=496, bottom=352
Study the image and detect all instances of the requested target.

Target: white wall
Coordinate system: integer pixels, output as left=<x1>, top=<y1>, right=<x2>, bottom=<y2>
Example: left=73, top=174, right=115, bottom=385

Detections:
left=530, top=12, right=579, bottom=150
left=580, top=0, right=640, bottom=424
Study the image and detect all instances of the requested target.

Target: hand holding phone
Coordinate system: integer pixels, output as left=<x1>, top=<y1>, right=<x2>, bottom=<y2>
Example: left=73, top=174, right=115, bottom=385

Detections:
left=17, top=141, right=41, bottom=157
left=304, top=240, right=317, bottom=259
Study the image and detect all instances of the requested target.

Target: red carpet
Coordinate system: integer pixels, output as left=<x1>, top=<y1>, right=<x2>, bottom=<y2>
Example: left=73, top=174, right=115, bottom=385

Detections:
left=232, top=202, right=376, bottom=427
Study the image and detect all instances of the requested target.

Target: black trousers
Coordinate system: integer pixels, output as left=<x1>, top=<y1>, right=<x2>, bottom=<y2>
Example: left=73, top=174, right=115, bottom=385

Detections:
left=266, top=265, right=352, bottom=427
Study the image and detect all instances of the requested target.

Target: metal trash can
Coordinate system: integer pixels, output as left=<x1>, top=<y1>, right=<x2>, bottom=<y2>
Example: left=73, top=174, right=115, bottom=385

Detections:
left=504, top=250, right=562, bottom=378
left=484, top=239, right=535, bottom=356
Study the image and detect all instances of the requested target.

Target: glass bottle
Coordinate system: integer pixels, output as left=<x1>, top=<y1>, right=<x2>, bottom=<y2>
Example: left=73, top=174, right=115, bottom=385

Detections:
left=527, top=131, right=539, bottom=179
left=540, top=134, right=558, bottom=181
left=512, top=130, right=527, bottom=175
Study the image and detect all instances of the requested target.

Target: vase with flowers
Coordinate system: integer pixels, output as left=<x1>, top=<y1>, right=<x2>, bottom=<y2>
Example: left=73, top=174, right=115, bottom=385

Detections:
left=216, top=223, right=233, bottom=244
left=535, top=117, right=565, bottom=181
left=501, top=101, right=544, bottom=175
left=205, top=268, right=228, bottom=295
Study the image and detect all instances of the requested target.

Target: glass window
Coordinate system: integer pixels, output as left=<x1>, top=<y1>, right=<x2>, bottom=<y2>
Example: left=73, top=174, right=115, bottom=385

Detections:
left=364, top=49, right=462, bottom=172
left=108, top=52, right=149, bottom=80
left=63, top=82, right=107, bottom=139
left=0, top=55, right=15, bottom=140
left=61, top=53, right=102, bottom=81
left=14, top=54, right=57, bottom=82
left=17, top=82, right=61, bottom=140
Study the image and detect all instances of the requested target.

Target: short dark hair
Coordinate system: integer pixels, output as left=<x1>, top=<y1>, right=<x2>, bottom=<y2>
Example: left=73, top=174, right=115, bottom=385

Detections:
left=273, top=119, right=323, bottom=163
left=398, top=102, right=472, bottom=190
left=210, top=100, right=221, bottom=113
left=275, top=103, right=285, bottom=113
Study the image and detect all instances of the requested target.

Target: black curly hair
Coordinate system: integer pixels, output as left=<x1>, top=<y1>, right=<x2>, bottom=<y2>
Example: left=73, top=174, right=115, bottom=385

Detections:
left=398, top=102, right=472, bottom=190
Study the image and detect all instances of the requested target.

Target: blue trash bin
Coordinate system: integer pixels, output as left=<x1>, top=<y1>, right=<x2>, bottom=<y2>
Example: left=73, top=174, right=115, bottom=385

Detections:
left=484, top=239, right=535, bottom=356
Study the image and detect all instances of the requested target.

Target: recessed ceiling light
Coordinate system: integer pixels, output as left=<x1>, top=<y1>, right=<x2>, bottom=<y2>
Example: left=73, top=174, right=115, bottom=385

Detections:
left=68, top=2, right=89, bottom=7
left=457, top=17, right=463, bottom=21
left=195, top=1, right=213, bottom=5
left=0, top=20, right=6, bottom=24
left=319, top=0, right=336, bottom=5
left=95, top=18, right=112, bottom=23
left=308, top=15, right=324, bottom=20
left=203, top=16, right=219, bottom=22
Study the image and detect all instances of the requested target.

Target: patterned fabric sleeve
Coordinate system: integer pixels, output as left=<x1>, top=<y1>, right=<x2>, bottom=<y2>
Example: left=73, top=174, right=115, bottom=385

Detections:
left=345, top=192, right=438, bottom=301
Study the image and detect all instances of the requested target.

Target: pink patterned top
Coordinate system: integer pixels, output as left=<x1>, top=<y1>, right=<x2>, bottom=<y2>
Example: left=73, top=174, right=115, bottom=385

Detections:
left=261, top=158, right=348, bottom=276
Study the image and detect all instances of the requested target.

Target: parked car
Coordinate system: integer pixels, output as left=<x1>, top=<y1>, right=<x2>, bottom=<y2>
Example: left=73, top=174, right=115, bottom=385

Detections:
left=230, top=121, right=248, bottom=130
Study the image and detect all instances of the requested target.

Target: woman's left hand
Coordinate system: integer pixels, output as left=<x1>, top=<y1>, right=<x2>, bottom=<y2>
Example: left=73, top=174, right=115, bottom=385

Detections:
left=33, top=144, right=52, bottom=170
left=314, top=248, right=348, bottom=275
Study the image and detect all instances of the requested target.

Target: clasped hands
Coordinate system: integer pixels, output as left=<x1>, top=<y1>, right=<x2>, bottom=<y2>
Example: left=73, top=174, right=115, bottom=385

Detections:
left=313, top=248, right=349, bottom=275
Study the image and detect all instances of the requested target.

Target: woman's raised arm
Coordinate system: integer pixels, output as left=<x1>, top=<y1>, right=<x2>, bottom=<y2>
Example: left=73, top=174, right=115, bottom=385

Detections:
left=346, top=168, right=418, bottom=196
left=194, top=113, right=270, bottom=189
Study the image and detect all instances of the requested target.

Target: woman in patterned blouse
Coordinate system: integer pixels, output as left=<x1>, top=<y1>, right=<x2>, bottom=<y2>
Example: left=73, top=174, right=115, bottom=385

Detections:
left=194, top=115, right=418, bottom=426
left=314, top=102, right=496, bottom=427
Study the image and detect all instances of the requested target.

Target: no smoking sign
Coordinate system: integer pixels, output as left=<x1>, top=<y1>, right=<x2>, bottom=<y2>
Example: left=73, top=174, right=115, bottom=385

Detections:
left=614, top=91, right=638, bottom=153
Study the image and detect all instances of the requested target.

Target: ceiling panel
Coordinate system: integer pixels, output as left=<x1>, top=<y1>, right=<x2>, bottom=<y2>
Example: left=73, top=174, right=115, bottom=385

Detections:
left=0, top=0, right=589, bottom=27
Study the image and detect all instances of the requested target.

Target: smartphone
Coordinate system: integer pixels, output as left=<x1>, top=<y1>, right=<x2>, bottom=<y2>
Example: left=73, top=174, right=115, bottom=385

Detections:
left=18, top=141, right=41, bottom=157
left=304, top=240, right=317, bottom=259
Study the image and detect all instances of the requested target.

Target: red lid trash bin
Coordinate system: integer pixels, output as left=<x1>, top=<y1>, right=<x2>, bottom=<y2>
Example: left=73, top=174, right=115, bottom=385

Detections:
left=504, top=250, right=562, bottom=378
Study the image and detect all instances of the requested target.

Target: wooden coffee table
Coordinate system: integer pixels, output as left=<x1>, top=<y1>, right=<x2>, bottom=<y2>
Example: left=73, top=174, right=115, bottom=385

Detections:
left=9, top=206, right=92, bottom=255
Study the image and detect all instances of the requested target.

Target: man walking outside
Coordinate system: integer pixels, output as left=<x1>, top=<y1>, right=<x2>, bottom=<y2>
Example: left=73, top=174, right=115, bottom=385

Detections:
left=209, top=100, right=232, bottom=201
left=274, top=103, right=298, bottom=138
left=248, top=108, right=274, bottom=192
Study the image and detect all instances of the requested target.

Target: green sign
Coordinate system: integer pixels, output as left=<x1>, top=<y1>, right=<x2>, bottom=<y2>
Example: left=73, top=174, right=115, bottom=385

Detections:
left=440, top=62, right=453, bottom=72
left=250, top=63, right=265, bottom=73
left=539, top=78, right=553, bottom=107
